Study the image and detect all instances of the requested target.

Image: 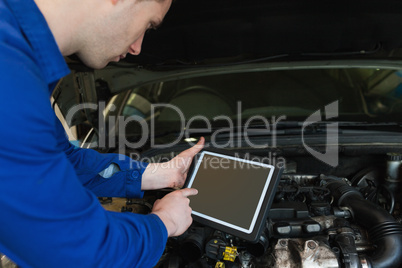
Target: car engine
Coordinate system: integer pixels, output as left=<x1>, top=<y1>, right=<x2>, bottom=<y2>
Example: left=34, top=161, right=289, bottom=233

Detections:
left=99, top=151, right=402, bottom=268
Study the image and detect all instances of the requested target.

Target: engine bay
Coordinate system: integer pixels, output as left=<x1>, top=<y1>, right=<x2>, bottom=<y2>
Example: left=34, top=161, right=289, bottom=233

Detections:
left=100, top=151, right=402, bottom=268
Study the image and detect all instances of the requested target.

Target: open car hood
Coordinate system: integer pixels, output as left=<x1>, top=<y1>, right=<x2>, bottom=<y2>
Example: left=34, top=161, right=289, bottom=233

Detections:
left=131, top=0, right=402, bottom=66
left=55, top=0, right=402, bottom=129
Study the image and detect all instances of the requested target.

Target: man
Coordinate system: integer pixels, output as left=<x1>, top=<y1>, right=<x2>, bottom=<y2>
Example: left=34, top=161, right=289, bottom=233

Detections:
left=0, top=0, right=202, bottom=267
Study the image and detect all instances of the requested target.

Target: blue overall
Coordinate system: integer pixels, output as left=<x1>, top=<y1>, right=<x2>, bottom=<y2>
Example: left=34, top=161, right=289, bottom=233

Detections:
left=0, top=0, right=167, bottom=267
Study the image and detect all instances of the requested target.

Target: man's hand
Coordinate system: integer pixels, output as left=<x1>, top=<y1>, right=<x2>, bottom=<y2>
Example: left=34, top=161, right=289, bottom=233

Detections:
left=141, top=137, right=205, bottom=190
left=151, top=188, right=198, bottom=237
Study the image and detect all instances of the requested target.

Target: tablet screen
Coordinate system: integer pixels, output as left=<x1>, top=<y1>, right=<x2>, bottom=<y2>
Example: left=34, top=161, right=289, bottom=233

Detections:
left=187, top=151, right=276, bottom=238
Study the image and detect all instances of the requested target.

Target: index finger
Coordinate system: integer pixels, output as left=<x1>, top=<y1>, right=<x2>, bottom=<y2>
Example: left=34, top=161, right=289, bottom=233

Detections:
left=179, top=188, right=198, bottom=197
left=185, top=137, right=205, bottom=157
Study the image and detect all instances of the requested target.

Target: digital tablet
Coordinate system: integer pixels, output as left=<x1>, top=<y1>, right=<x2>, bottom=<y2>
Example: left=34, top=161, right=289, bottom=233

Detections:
left=186, top=150, right=282, bottom=242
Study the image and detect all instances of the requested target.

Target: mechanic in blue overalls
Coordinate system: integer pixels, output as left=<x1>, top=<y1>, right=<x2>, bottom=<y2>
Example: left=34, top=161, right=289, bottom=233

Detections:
left=0, top=0, right=204, bottom=267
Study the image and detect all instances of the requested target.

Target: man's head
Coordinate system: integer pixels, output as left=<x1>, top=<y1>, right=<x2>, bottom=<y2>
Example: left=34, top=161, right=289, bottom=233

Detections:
left=35, top=0, right=172, bottom=68
left=74, top=0, right=172, bottom=69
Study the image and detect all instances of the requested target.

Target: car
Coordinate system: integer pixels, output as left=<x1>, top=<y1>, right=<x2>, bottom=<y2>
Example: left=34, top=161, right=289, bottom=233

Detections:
left=15, top=0, right=402, bottom=267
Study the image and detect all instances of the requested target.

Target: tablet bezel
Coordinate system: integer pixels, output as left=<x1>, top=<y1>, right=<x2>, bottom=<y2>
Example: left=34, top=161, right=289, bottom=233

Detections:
left=185, top=150, right=282, bottom=242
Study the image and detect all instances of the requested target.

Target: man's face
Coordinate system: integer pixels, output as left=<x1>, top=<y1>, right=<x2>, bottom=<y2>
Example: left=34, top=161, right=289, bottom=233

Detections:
left=77, top=0, right=172, bottom=69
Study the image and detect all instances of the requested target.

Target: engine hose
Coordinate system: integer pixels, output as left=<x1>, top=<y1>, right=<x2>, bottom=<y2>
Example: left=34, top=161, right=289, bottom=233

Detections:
left=324, top=177, right=402, bottom=268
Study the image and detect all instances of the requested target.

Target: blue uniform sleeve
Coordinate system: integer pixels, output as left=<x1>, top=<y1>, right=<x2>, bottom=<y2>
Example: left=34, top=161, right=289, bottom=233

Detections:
left=0, top=11, right=167, bottom=268
left=55, top=120, right=148, bottom=198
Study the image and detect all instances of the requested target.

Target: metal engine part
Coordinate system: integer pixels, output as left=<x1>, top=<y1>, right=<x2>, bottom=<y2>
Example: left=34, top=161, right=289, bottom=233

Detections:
left=272, top=238, right=339, bottom=268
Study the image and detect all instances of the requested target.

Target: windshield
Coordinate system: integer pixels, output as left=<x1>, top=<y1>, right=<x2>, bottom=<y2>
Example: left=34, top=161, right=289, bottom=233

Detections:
left=113, top=68, right=402, bottom=135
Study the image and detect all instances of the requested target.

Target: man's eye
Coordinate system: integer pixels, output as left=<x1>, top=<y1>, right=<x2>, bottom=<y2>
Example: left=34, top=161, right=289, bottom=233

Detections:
left=147, top=22, right=159, bottom=32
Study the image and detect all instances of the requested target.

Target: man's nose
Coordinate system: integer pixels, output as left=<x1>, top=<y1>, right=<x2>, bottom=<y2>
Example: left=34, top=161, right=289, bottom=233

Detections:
left=128, top=33, right=144, bottom=56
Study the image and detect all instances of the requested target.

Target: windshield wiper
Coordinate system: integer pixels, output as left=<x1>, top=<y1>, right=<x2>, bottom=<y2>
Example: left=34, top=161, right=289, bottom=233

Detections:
left=173, top=121, right=402, bottom=139
left=144, top=121, right=402, bottom=141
